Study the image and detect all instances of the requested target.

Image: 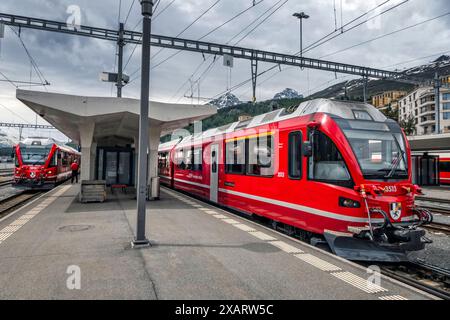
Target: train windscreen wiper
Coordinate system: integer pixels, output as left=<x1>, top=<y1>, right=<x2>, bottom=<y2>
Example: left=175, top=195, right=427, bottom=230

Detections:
left=385, top=135, right=407, bottom=179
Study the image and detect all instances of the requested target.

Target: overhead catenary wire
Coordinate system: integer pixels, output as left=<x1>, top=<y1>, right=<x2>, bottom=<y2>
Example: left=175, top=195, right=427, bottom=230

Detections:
left=175, top=0, right=289, bottom=102
left=7, top=26, right=49, bottom=91
left=210, top=0, right=418, bottom=101
left=123, top=0, right=136, bottom=27
left=126, top=0, right=222, bottom=79
left=0, top=69, right=18, bottom=88
left=129, top=0, right=267, bottom=84
left=319, top=12, right=450, bottom=59
left=302, top=0, right=393, bottom=54
left=303, top=0, right=410, bottom=55
left=123, top=0, right=174, bottom=72
left=153, top=0, right=268, bottom=73
left=151, top=0, right=222, bottom=61
left=0, top=102, right=32, bottom=124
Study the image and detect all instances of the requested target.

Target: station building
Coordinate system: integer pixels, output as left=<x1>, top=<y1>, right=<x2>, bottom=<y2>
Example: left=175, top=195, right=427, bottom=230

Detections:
left=16, top=89, right=216, bottom=192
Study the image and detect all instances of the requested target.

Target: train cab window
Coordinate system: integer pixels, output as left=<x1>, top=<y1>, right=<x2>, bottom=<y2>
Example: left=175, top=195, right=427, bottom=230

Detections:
left=49, top=152, right=57, bottom=167
left=308, top=131, right=352, bottom=187
left=288, top=131, right=302, bottom=179
left=246, top=134, right=274, bottom=177
left=225, top=139, right=245, bottom=174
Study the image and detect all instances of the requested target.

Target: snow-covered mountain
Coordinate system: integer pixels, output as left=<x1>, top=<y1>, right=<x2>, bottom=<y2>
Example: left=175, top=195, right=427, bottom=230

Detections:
left=403, top=55, right=450, bottom=77
left=273, top=88, right=303, bottom=100
left=309, top=55, right=450, bottom=100
left=209, top=92, right=241, bottom=109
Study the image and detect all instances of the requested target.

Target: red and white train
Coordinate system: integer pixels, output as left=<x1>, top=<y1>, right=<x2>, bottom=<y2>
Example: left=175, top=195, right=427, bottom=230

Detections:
left=440, top=155, right=450, bottom=185
left=13, top=137, right=81, bottom=189
left=159, top=99, right=433, bottom=262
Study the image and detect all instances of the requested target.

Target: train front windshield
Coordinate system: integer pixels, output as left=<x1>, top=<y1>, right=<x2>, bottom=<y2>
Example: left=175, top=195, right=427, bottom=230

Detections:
left=335, top=119, right=408, bottom=180
left=19, top=146, right=51, bottom=165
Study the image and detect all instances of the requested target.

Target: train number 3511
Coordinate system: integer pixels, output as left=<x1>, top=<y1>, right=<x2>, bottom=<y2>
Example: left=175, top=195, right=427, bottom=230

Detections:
left=384, top=186, right=397, bottom=193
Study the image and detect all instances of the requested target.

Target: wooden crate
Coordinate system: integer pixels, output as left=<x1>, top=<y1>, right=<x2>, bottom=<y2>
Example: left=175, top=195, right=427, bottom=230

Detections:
left=79, top=180, right=107, bottom=203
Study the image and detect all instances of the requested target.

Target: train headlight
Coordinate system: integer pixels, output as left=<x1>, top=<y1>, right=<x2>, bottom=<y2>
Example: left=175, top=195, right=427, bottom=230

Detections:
left=339, top=197, right=361, bottom=208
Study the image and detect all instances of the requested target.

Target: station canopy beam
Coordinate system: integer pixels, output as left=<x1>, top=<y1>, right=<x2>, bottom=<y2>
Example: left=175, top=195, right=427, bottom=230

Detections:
left=0, top=12, right=428, bottom=84
left=0, top=122, right=56, bottom=129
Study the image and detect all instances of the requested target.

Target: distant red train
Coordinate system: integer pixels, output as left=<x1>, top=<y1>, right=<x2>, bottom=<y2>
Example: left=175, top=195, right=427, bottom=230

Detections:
left=13, top=137, right=80, bottom=189
left=159, top=99, right=433, bottom=262
left=439, top=154, right=450, bottom=185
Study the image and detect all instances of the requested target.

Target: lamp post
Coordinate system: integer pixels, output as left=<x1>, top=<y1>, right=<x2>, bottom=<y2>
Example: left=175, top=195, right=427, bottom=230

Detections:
left=292, top=12, right=309, bottom=58
left=132, top=0, right=153, bottom=248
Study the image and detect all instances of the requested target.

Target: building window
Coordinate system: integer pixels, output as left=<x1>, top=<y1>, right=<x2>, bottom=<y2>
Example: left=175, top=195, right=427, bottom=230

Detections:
left=288, top=131, right=302, bottom=179
left=443, top=93, right=450, bottom=101
left=225, top=139, right=245, bottom=174
left=443, top=102, right=450, bottom=111
left=444, top=112, right=450, bottom=120
left=246, top=134, right=274, bottom=177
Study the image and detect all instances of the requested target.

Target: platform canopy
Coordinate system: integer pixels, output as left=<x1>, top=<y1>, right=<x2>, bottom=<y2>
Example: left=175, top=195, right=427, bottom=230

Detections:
left=16, top=89, right=216, bottom=144
left=16, top=89, right=216, bottom=182
left=408, top=133, right=450, bottom=152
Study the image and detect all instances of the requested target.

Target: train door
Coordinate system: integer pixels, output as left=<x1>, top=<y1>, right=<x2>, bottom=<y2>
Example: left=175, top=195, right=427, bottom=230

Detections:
left=210, top=144, right=219, bottom=203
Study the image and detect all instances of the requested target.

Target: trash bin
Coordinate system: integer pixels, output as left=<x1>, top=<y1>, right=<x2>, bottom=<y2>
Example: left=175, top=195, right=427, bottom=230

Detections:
left=148, top=177, right=160, bottom=200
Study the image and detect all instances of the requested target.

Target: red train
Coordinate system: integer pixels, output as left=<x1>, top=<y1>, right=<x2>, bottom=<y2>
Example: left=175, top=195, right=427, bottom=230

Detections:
left=13, top=137, right=81, bottom=189
left=158, top=99, right=433, bottom=262
left=437, top=153, right=450, bottom=185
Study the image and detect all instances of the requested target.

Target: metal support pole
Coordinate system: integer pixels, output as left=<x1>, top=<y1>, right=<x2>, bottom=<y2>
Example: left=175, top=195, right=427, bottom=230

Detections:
left=133, top=0, right=153, bottom=248
left=117, top=22, right=124, bottom=98
left=363, top=76, right=368, bottom=103
left=300, top=18, right=303, bottom=58
left=251, top=58, right=258, bottom=103
left=434, top=72, right=441, bottom=134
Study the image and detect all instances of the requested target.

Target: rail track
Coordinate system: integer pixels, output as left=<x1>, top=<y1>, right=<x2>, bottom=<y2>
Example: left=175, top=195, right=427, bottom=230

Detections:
left=0, top=191, right=43, bottom=218
left=0, top=179, right=13, bottom=187
left=377, top=261, right=450, bottom=300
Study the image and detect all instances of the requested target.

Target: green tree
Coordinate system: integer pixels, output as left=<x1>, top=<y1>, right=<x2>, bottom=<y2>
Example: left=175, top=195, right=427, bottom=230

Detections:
left=380, top=105, right=399, bottom=122
left=399, top=114, right=416, bottom=136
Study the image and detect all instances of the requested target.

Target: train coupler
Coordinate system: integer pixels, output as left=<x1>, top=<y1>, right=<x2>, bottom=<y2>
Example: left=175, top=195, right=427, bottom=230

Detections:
left=324, top=216, right=432, bottom=262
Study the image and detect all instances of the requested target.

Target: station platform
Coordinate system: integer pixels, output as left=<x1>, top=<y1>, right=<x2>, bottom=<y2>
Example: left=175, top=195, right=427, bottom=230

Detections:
left=0, top=184, right=436, bottom=300
left=421, top=186, right=450, bottom=202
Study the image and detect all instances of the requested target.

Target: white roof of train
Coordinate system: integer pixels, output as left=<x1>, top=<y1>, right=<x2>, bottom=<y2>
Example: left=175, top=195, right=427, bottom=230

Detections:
left=159, top=99, right=387, bottom=150
left=19, top=136, right=80, bottom=154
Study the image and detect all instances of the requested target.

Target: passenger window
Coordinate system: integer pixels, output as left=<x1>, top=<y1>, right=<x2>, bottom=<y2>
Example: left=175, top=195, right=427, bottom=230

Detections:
left=308, top=131, right=352, bottom=187
left=288, top=131, right=302, bottom=179
left=175, top=149, right=186, bottom=170
left=225, top=139, right=245, bottom=174
left=185, top=148, right=193, bottom=170
left=193, top=148, right=203, bottom=171
left=246, top=134, right=274, bottom=177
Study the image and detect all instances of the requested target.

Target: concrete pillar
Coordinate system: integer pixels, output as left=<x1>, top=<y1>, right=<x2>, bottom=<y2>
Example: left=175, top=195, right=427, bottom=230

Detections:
left=148, top=126, right=161, bottom=181
left=147, top=125, right=161, bottom=199
left=89, top=142, right=97, bottom=180
left=79, top=121, right=95, bottom=181
left=133, top=136, right=139, bottom=187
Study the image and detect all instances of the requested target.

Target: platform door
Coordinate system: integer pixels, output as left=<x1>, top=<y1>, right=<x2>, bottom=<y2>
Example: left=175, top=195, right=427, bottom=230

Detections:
left=210, top=144, right=219, bottom=203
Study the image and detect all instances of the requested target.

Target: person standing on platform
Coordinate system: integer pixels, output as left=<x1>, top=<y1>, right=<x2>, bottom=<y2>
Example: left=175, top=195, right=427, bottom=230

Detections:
left=71, top=159, right=79, bottom=184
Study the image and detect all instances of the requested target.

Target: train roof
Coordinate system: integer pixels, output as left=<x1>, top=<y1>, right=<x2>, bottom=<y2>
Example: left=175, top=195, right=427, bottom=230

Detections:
left=18, top=137, right=80, bottom=154
left=159, top=98, right=388, bottom=149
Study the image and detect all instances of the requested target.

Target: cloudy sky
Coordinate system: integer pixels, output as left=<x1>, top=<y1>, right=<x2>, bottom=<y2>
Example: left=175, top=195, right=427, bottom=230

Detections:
left=0, top=0, right=449, bottom=140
